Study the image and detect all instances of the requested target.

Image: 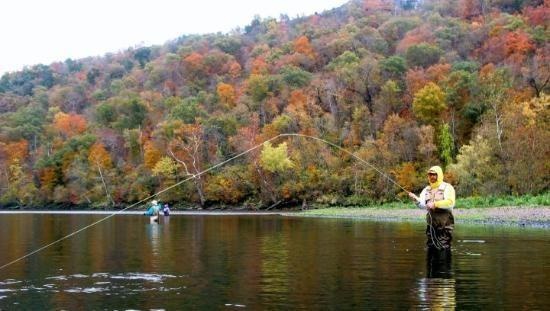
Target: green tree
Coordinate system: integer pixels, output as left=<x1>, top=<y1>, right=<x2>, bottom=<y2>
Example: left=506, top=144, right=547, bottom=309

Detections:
left=326, top=51, right=361, bottom=85
left=280, top=65, right=312, bottom=89
left=405, top=43, right=443, bottom=68
left=134, top=47, right=152, bottom=68
left=2, top=105, right=45, bottom=142
left=380, top=55, right=407, bottom=78
left=247, top=74, right=270, bottom=102
left=412, top=82, right=446, bottom=126
left=170, top=96, right=205, bottom=123
left=213, top=35, right=242, bottom=55
left=438, top=123, right=454, bottom=168
left=95, top=102, right=116, bottom=126
left=123, top=129, right=142, bottom=163
left=115, top=98, right=147, bottom=130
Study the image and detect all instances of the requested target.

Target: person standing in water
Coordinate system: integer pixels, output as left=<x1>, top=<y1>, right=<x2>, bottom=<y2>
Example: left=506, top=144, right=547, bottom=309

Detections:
left=163, top=203, right=170, bottom=216
left=144, top=200, right=161, bottom=219
left=408, top=166, right=456, bottom=249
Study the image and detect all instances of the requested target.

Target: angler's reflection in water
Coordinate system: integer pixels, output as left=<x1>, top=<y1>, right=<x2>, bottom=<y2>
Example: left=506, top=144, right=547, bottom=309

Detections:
left=146, top=222, right=161, bottom=258
left=413, top=248, right=456, bottom=309
left=427, top=248, right=452, bottom=278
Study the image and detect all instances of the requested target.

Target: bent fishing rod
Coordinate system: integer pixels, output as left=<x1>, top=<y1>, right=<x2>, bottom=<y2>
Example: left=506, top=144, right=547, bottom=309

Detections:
left=1, top=133, right=430, bottom=271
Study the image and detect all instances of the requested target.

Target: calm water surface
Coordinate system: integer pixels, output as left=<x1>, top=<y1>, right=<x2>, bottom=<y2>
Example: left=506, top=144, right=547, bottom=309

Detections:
left=0, top=214, right=548, bottom=309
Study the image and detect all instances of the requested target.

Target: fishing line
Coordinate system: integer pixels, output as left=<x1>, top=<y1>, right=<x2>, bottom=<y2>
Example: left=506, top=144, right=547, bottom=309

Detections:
left=427, top=212, right=445, bottom=250
left=282, top=134, right=444, bottom=250
left=0, top=133, right=426, bottom=271
left=279, top=133, right=408, bottom=192
left=0, top=134, right=282, bottom=271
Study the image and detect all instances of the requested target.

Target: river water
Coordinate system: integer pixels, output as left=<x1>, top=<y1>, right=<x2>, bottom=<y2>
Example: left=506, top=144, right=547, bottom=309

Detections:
left=0, top=214, right=548, bottom=309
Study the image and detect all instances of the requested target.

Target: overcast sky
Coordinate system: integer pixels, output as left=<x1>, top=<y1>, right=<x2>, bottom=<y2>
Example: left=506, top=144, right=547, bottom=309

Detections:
left=0, top=0, right=348, bottom=74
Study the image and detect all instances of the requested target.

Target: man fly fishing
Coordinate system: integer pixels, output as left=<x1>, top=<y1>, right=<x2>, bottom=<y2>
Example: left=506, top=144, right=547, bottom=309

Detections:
left=144, top=200, right=161, bottom=222
left=408, top=166, right=456, bottom=249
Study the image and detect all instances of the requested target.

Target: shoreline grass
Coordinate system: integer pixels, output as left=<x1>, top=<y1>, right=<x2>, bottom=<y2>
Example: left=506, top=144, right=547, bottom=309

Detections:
left=289, top=193, right=550, bottom=228
left=324, top=193, right=550, bottom=210
left=291, top=206, right=550, bottom=225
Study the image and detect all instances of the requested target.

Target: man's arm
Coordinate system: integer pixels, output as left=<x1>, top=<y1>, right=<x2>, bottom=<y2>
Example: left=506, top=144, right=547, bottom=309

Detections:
left=434, top=184, right=455, bottom=209
left=409, top=188, right=427, bottom=209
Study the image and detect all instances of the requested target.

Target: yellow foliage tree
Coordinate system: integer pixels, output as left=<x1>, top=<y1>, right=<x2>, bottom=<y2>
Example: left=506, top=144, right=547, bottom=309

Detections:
left=144, top=141, right=162, bottom=170
left=412, top=82, right=446, bottom=126
left=152, top=156, right=180, bottom=178
left=88, top=142, right=112, bottom=169
left=260, top=142, right=294, bottom=173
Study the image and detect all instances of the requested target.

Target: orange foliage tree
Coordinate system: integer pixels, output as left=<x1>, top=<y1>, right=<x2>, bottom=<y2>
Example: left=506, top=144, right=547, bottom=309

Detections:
left=39, top=167, right=58, bottom=200
left=183, top=52, right=204, bottom=70
left=53, top=112, right=87, bottom=138
left=392, top=162, right=421, bottom=196
left=251, top=57, right=269, bottom=74
left=503, top=30, right=535, bottom=61
left=217, top=82, right=236, bottom=107
left=2, top=140, right=29, bottom=166
left=395, top=26, right=434, bottom=54
left=228, top=61, right=242, bottom=78
left=294, top=36, right=315, bottom=58
left=143, top=140, right=162, bottom=170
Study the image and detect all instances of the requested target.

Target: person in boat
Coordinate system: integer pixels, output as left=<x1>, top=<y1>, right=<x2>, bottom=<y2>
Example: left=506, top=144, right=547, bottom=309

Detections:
left=144, top=200, right=161, bottom=216
left=408, top=166, right=456, bottom=249
left=163, top=203, right=170, bottom=216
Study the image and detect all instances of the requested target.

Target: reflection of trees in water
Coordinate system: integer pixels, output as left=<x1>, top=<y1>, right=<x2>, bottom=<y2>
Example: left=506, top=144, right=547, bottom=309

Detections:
left=260, top=233, right=290, bottom=297
left=146, top=223, right=161, bottom=268
left=414, top=249, right=456, bottom=310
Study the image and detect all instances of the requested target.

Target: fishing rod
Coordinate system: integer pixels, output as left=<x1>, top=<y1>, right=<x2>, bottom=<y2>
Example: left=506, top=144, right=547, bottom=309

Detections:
left=282, top=134, right=444, bottom=250
left=0, top=134, right=283, bottom=271
left=0, top=133, right=436, bottom=271
left=279, top=133, right=408, bottom=192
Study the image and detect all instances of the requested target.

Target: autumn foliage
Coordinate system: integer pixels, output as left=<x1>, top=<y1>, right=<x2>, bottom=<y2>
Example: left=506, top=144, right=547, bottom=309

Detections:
left=53, top=112, right=87, bottom=138
left=0, top=0, right=547, bottom=208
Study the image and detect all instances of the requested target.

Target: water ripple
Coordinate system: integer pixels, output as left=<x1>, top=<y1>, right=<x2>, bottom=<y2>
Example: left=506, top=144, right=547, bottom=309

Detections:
left=0, top=272, right=186, bottom=301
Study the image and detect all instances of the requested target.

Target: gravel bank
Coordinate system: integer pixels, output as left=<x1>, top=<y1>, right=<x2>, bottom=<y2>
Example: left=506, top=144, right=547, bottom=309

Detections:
left=286, top=206, right=550, bottom=228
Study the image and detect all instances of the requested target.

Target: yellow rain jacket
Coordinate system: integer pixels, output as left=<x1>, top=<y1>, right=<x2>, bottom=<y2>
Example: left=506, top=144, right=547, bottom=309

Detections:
left=417, top=166, right=456, bottom=210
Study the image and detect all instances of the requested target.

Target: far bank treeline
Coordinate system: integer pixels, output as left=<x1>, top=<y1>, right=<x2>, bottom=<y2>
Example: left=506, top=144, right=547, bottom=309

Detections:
left=0, top=0, right=548, bottom=209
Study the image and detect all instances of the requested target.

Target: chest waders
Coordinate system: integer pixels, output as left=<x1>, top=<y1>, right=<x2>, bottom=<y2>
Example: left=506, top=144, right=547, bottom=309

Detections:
left=425, top=184, right=455, bottom=249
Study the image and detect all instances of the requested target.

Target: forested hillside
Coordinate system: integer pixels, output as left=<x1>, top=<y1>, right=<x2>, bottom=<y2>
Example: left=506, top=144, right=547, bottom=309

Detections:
left=0, top=0, right=548, bottom=209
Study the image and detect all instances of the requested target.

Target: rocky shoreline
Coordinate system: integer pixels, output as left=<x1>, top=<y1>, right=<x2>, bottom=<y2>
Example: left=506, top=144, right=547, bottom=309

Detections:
left=288, top=206, right=550, bottom=228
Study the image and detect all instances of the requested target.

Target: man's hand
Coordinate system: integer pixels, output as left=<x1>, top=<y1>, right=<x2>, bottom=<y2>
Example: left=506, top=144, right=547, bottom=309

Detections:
left=408, top=192, right=419, bottom=202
